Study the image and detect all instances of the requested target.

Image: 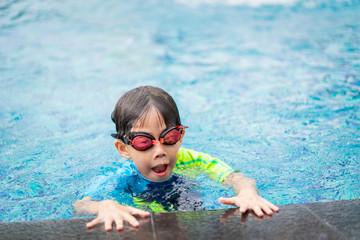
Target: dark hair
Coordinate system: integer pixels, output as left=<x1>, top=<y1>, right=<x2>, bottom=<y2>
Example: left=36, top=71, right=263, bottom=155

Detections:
left=111, top=86, right=182, bottom=141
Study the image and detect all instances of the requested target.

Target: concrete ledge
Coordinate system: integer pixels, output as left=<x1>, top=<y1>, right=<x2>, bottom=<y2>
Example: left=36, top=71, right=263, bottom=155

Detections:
left=1, top=199, right=359, bottom=240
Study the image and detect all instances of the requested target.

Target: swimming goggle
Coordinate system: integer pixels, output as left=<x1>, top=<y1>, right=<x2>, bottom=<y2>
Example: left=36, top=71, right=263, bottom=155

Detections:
left=123, top=126, right=188, bottom=151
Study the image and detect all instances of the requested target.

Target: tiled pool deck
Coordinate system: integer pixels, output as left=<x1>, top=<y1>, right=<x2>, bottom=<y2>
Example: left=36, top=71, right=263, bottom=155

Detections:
left=1, top=199, right=359, bottom=240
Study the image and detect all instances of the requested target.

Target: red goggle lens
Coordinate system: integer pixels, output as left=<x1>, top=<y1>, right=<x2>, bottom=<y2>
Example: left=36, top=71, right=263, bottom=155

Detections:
left=162, top=128, right=181, bottom=144
left=132, top=136, right=154, bottom=151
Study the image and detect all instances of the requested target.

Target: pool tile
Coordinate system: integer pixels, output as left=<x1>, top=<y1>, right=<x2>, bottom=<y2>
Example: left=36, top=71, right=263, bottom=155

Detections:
left=0, top=200, right=359, bottom=240
left=0, top=217, right=153, bottom=240
left=153, top=204, right=341, bottom=240
left=303, top=199, right=360, bottom=239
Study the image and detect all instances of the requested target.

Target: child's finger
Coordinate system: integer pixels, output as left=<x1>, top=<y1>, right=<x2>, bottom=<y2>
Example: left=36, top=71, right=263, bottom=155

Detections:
left=239, top=206, right=247, bottom=213
left=239, top=202, right=249, bottom=213
left=219, top=197, right=236, bottom=206
left=114, top=217, right=124, bottom=231
left=86, top=217, right=102, bottom=229
left=252, top=206, right=264, bottom=217
left=104, top=219, right=114, bottom=231
left=260, top=203, right=273, bottom=215
left=122, top=213, right=140, bottom=228
left=259, top=198, right=279, bottom=212
left=267, top=202, right=279, bottom=212
left=128, top=206, right=151, bottom=217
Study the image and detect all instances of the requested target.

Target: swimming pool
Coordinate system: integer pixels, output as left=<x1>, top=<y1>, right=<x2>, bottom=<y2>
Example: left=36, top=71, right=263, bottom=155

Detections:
left=1, top=0, right=359, bottom=223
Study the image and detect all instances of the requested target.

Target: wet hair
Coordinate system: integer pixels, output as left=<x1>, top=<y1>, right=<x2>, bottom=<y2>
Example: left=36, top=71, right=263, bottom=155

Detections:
left=111, top=86, right=182, bottom=141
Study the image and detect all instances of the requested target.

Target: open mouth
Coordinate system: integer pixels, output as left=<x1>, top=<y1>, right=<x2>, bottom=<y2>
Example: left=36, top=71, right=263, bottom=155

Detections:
left=151, top=164, right=168, bottom=176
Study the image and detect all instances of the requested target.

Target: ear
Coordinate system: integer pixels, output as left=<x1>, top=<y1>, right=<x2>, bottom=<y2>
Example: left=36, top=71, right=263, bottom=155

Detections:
left=114, top=140, right=131, bottom=159
left=181, top=129, right=186, bottom=137
left=179, top=129, right=186, bottom=144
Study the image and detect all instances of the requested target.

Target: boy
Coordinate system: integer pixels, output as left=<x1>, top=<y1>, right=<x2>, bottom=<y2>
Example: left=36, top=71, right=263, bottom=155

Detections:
left=73, top=86, right=279, bottom=231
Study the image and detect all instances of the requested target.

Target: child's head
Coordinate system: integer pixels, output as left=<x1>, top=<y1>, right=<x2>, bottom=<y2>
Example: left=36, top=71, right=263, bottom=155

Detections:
left=112, top=86, right=185, bottom=182
left=111, top=86, right=182, bottom=141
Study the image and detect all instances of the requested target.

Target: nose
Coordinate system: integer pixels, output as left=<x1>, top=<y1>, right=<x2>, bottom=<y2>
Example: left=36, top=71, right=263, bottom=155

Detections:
left=152, top=141, right=167, bottom=159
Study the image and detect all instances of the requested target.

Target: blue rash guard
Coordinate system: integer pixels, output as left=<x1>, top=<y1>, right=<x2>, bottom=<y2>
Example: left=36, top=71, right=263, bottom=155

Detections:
left=83, top=148, right=235, bottom=212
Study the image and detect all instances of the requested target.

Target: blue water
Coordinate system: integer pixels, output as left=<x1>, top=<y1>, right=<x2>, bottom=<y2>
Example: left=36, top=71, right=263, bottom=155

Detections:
left=1, top=0, right=359, bottom=223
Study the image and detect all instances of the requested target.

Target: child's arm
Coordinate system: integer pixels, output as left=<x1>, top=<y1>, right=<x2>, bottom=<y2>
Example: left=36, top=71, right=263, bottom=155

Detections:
left=219, top=172, right=279, bottom=217
left=73, top=197, right=150, bottom=231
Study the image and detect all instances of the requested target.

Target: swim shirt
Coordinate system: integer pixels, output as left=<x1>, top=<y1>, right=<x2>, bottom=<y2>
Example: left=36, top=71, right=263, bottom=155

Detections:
left=82, top=148, right=235, bottom=212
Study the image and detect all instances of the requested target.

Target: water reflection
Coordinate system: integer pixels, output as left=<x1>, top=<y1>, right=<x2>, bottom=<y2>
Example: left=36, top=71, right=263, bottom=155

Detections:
left=220, top=208, right=274, bottom=224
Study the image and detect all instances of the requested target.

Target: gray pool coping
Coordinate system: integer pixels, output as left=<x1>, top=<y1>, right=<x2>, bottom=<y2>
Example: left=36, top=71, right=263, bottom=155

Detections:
left=0, top=199, right=359, bottom=240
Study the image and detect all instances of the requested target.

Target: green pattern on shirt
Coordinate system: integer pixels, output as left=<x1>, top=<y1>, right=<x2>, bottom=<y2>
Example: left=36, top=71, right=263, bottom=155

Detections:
left=174, top=148, right=234, bottom=183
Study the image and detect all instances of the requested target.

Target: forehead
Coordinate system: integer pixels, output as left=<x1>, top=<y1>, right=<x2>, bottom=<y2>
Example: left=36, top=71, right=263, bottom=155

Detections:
left=131, top=106, right=166, bottom=132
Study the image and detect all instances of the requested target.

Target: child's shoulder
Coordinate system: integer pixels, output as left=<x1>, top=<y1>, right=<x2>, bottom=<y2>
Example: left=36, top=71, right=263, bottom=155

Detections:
left=177, top=148, right=211, bottom=161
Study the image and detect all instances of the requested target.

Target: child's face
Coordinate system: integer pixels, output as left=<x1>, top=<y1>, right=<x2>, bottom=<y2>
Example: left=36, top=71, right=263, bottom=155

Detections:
left=122, top=108, right=183, bottom=182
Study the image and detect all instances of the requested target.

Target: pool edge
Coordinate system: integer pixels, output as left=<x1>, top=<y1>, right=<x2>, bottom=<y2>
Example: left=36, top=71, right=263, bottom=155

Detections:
left=1, top=199, right=359, bottom=240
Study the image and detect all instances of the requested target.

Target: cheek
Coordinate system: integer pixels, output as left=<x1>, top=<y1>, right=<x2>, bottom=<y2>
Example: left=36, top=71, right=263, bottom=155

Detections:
left=170, top=144, right=181, bottom=159
left=131, top=152, right=152, bottom=168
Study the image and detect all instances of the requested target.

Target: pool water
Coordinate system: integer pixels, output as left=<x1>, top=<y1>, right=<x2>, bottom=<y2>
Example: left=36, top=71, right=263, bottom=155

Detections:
left=1, top=0, right=359, bottom=222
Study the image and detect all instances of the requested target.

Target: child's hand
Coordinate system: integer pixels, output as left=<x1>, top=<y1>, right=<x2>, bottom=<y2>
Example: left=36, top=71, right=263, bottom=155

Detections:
left=219, top=189, right=279, bottom=217
left=73, top=197, right=150, bottom=231
left=87, top=200, right=150, bottom=231
left=221, top=172, right=279, bottom=217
